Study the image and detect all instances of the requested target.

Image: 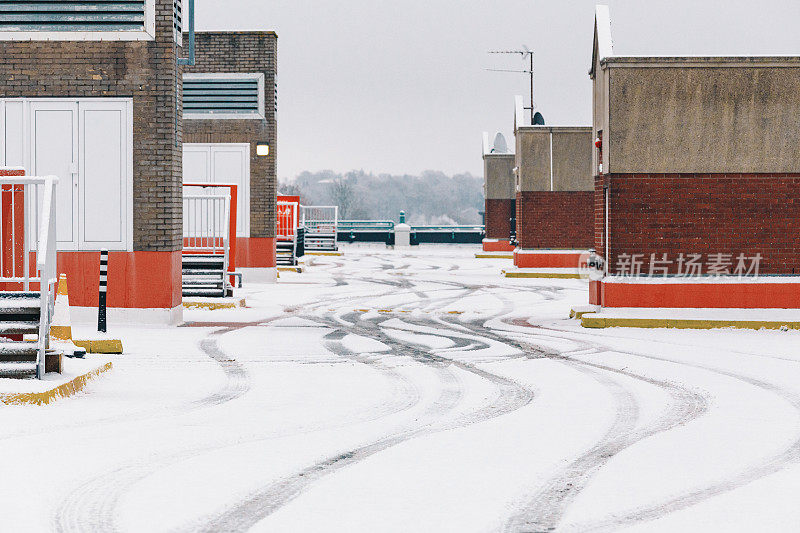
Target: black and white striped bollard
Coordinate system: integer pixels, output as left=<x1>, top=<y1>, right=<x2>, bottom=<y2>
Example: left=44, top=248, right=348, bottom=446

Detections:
left=98, top=250, right=108, bottom=333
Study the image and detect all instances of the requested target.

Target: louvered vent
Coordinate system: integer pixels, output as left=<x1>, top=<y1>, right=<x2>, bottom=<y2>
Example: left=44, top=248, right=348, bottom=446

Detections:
left=0, top=0, right=147, bottom=32
left=184, top=76, right=262, bottom=116
left=173, top=0, right=181, bottom=44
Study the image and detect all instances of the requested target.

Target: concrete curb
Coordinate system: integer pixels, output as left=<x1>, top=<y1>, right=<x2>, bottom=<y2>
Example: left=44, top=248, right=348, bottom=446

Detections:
left=72, top=339, right=124, bottom=354
left=183, top=298, right=246, bottom=311
left=0, top=361, right=113, bottom=406
left=581, top=315, right=800, bottom=330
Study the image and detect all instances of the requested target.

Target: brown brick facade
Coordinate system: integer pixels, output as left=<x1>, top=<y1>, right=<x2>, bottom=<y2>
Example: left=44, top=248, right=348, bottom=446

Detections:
left=0, top=0, right=183, bottom=252
left=484, top=199, right=515, bottom=240
left=595, top=173, right=800, bottom=275
left=516, top=191, right=594, bottom=249
left=183, top=32, right=278, bottom=239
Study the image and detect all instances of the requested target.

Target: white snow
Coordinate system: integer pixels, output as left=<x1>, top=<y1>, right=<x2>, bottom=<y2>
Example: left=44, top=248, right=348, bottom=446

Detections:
left=1, top=243, right=799, bottom=532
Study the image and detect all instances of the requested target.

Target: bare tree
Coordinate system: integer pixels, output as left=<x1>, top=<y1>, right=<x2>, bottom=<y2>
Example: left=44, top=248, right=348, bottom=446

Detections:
left=329, top=177, right=356, bottom=219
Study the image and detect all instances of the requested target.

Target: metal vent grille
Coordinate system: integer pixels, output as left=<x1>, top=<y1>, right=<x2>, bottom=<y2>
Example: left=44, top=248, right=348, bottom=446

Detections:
left=173, top=0, right=181, bottom=43
left=183, top=77, right=261, bottom=116
left=0, top=0, right=147, bottom=32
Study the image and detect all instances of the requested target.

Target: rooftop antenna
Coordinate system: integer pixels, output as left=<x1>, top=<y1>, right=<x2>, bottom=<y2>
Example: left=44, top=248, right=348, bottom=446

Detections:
left=487, top=45, right=535, bottom=124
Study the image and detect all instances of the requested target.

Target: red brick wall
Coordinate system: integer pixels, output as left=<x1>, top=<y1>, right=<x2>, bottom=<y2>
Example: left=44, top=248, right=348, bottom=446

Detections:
left=597, top=173, right=800, bottom=275
left=484, top=198, right=515, bottom=240
left=0, top=0, right=182, bottom=252
left=184, top=32, right=278, bottom=239
left=516, top=191, right=594, bottom=249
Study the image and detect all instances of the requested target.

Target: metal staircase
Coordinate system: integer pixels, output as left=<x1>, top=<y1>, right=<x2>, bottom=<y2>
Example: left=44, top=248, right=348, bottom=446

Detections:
left=0, top=292, right=60, bottom=377
left=301, top=206, right=338, bottom=252
left=276, top=227, right=304, bottom=266
left=182, top=190, right=233, bottom=298
left=0, top=174, right=61, bottom=379
left=182, top=255, right=230, bottom=298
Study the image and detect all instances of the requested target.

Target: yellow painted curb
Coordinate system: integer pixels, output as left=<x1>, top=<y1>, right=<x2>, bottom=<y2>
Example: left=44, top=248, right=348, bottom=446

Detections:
left=50, top=325, right=73, bottom=341
left=305, top=251, right=343, bottom=256
left=278, top=266, right=304, bottom=273
left=183, top=298, right=246, bottom=310
left=580, top=316, right=800, bottom=330
left=503, top=271, right=582, bottom=279
left=72, top=339, right=124, bottom=354
left=475, top=253, right=514, bottom=259
left=570, top=308, right=595, bottom=319
left=0, top=361, right=113, bottom=406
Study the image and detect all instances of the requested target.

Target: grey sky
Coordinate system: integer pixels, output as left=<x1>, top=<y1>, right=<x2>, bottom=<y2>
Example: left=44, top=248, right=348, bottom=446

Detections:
left=196, top=1, right=800, bottom=180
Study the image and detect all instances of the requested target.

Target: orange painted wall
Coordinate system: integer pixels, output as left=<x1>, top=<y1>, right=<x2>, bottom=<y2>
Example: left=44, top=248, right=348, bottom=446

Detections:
left=236, top=237, right=276, bottom=268
left=514, top=250, right=585, bottom=268
left=601, top=281, right=800, bottom=309
left=483, top=240, right=515, bottom=252
left=57, top=251, right=181, bottom=309
left=589, top=280, right=602, bottom=305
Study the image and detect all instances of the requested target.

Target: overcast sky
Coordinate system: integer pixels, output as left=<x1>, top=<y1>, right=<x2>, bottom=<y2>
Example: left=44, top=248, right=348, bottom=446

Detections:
left=196, top=1, right=800, bottom=180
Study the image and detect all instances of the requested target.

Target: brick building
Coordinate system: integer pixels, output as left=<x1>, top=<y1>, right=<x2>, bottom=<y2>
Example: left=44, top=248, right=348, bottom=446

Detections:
left=0, top=0, right=185, bottom=324
left=512, top=96, right=594, bottom=273
left=590, top=5, right=800, bottom=308
left=481, top=132, right=515, bottom=253
left=183, top=31, right=278, bottom=282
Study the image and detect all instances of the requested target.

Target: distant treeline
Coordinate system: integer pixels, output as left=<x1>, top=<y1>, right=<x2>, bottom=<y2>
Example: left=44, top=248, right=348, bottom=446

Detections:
left=279, top=170, right=484, bottom=225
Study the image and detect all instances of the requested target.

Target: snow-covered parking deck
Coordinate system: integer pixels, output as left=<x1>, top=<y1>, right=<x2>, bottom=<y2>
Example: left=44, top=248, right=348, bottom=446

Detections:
left=2, top=244, right=800, bottom=531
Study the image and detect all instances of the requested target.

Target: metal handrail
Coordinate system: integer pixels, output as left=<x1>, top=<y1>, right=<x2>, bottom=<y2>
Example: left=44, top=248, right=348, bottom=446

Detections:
left=339, top=220, right=395, bottom=231
left=411, top=225, right=485, bottom=232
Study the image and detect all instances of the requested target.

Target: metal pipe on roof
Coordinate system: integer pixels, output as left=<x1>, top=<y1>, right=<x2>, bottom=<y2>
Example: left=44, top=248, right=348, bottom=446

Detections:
left=178, top=0, right=195, bottom=66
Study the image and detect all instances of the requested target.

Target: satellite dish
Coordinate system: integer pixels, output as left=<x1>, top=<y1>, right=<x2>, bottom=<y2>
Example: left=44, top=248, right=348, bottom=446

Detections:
left=492, top=133, right=508, bottom=153
left=533, top=112, right=545, bottom=126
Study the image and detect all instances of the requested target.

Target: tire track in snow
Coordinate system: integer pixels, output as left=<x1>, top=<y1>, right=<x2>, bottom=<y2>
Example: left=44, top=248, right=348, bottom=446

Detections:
left=321, top=328, right=423, bottom=422
left=193, top=312, right=535, bottom=532
left=53, top=328, right=253, bottom=533
left=506, top=321, right=800, bottom=531
left=567, top=352, right=800, bottom=533
left=435, top=315, right=708, bottom=531
left=192, top=334, right=250, bottom=408
left=51, top=321, right=433, bottom=533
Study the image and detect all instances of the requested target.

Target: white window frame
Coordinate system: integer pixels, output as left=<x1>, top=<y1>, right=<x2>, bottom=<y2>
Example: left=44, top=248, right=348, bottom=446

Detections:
left=0, top=98, right=134, bottom=252
left=183, top=73, right=266, bottom=121
left=0, top=0, right=156, bottom=41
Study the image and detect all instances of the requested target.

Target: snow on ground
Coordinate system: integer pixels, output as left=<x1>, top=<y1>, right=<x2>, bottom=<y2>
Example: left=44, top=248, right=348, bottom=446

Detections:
left=2, top=243, right=800, bottom=531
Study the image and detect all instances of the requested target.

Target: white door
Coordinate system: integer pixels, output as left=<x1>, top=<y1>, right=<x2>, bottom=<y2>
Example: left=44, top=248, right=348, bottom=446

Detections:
left=183, top=145, right=211, bottom=183
left=29, top=101, right=79, bottom=250
left=79, top=101, right=131, bottom=250
left=183, top=143, right=249, bottom=237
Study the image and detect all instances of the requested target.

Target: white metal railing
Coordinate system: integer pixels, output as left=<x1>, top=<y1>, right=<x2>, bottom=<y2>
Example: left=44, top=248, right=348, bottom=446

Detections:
left=301, top=205, right=338, bottom=251
left=183, top=193, right=231, bottom=277
left=0, top=176, right=59, bottom=379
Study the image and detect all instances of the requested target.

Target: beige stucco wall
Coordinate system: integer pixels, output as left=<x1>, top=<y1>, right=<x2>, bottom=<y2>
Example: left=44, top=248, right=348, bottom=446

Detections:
left=598, top=57, right=800, bottom=174
left=552, top=131, right=593, bottom=191
left=516, top=127, right=593, bottom=192
left=483, top=153, right=516, bottom=199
